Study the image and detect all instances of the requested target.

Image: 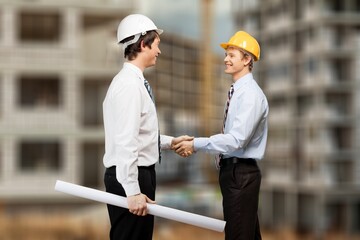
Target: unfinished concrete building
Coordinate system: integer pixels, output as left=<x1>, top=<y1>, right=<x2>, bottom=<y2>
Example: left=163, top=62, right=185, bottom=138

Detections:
left=0, top=0, right=135, bottom=208
left=0, top=0, right=228, bottom=216
left=233, top=0, right=360, bottom=235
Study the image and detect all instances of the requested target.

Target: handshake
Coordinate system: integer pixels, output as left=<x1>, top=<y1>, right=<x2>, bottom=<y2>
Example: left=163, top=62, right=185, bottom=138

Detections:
left=170, top=135, right=195, bottom=157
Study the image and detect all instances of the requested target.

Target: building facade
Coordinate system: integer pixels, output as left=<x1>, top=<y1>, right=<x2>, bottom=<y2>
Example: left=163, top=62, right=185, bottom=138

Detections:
left=0, top=0, right=134, bottom=205
left=233, top=0, right=360, bottom=235
left=0, top=0, right=229, bottom=213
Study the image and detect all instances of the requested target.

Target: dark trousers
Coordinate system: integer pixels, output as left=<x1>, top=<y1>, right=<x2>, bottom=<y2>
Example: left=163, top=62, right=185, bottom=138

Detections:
left=219, top=158, right=262, bottom=240
left=104, top=165, right=156, bottom=240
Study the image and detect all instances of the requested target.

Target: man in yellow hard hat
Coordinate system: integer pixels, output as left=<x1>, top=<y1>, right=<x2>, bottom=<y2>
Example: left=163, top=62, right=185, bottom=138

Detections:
left=173, top=31, right=268, bottom=240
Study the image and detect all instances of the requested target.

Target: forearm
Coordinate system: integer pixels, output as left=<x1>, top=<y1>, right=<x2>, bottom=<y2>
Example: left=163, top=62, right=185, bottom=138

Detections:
left=193, top=133, right=242, bottom=154
left=160, top=134, right=174, bottom=150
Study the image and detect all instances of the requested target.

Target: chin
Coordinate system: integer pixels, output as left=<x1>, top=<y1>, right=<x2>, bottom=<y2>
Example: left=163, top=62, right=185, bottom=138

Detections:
left=224, top=69, right=232, bottom=74
left=147, top=62, right=156, bottom=68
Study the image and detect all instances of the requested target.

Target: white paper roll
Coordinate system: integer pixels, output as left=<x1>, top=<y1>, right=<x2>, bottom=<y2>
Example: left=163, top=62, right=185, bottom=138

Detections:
left=54, top=180, right=225, bottom=232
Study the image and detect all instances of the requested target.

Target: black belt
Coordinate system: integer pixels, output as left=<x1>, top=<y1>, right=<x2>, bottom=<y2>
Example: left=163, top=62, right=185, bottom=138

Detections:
left=219, top=157, right=256, bottom=168
left=106, top=164, right=155, bottom=174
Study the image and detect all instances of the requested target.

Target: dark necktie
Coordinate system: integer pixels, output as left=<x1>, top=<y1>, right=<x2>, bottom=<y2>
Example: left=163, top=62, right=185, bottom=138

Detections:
left=217, top=84, right=234, bottom=168
left=144, top=79, right=154, bottom=102
left=222, top=84, right=234, bottom=133
left=144, top=79, right=161, bottom=163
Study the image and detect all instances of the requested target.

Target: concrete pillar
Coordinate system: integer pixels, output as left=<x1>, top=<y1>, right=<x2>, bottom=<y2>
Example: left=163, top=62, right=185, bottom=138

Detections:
left=287, top=192, right=298, bottom=230
left=2, top=6, right=16, bottom=47
left=2, top=71, right=16, bottom=118
left=2, top=137, right=16, bottom=182
left=354, top=35, right=360, bottom=186
left=314, top=194, right=326, bottom=239
left=63, top=73, right=80, bottom=127
left=63, top=138, right=80, bottom=183
left=62, top=7, right=80, bottom=50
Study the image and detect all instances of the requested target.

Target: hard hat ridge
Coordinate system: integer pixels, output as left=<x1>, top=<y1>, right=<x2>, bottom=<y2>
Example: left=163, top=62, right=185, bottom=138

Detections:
left=117, top=14, right=163, bottom=50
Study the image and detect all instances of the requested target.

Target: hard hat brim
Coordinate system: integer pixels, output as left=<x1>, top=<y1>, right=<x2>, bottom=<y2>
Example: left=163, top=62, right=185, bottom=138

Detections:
left=220, top=43, right=259, bottom=61
left=220, top=43, right=244, bottom=51
left=118, top=28, right=164, bottom=45
left=220, top=42, right=229, bottom=49
left=156, top=29, right=164, bottom=35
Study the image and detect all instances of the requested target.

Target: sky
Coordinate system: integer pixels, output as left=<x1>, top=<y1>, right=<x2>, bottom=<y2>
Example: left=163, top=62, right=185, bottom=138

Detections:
left=139, top=0, right=234, bottom=55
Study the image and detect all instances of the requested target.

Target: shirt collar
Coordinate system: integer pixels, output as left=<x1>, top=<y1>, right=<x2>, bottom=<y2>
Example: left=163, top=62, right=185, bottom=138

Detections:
left=123, top=62, right=145, bottom=81
left=233, top=73, right=253, bottom=91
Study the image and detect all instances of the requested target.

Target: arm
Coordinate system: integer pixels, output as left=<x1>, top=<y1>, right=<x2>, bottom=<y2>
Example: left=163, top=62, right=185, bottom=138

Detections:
left=160, top=135, right=173, bottom=150
left=161, top=135, right=194, bottom=150
left=112, top=84, right=156, bottom=215
left=112, top=83, right=142, bottom=196
left=176, top=93, right=265, bottom=155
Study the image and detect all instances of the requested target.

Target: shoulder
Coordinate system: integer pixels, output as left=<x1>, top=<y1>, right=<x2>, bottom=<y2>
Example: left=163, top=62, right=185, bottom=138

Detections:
left=108, top=71, right=142, bottom=97
left=236, top=80, right=267, bottom=106
left=244, top=79, right=266, bottom=98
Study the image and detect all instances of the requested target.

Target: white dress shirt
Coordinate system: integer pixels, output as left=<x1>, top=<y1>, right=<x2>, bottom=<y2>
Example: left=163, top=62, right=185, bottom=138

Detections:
left=194, top=73, right=269, bottom=160
left=103, top=62, right=173, bottom=196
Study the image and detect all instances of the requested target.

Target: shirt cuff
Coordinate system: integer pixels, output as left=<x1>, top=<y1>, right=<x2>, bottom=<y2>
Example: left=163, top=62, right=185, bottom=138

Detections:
left=160, top=135, right=174, bottom=150
left=115, top=167, right=141, bottom=196
left=121, top=181, right=141, bottom=197
left=193, top=137, right=208, bottom=151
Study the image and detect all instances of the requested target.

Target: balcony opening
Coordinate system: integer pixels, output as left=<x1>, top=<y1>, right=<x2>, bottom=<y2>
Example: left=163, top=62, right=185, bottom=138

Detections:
left=19, top=75, right=61, bottom=108
left=297, top=94, right=314, bottom=116
left=18, top=11, right=61, bottom=42
left=82, top=142, right=104, bottom=188
left=273, top=191, right=286, bottom=228
left=83, top=14, right=119, bottom=30
left=19, top=140, right=61, bottom=172
left=335, top=161, right=353, bottom=183
left=332, top=126, right=352, bottom=149
left=82, top=78, right=110, bottom=127
left=330, top=58, right=351, bottom=82
left=298, top=194, right=316, bottom=233
left=356, top=0, right=360, bottom=12
left=325, top=91, right=352, bottom=116
left=326, top=202, right=347, bottom=231
left=354, top=202, right=360, bottom=232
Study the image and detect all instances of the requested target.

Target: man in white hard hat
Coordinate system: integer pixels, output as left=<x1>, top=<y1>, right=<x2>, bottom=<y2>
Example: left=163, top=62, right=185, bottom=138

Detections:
left=173, top=31, right=268, bottom=240
left=102, top=14, right=192, bottom=240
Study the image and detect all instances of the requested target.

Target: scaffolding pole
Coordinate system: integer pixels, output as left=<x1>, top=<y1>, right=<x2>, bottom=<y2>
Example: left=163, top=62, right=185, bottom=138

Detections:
left=200, top=0, right=213, bottom=136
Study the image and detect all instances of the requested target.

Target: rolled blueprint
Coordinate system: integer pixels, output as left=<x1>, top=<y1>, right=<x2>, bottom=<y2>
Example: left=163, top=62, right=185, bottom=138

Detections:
left=55, top=180, right=225, bottom=232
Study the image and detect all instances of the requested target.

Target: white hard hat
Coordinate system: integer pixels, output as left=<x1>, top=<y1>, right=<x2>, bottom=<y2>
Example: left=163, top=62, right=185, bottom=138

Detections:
left=117, top=14, right=163, bottom=49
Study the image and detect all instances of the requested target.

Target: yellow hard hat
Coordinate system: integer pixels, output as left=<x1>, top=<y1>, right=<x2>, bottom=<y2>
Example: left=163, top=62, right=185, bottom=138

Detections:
left=220, top=31, right=260, bottom=61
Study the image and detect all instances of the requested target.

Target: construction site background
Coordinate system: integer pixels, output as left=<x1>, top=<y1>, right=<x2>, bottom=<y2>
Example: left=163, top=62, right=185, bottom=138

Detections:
left=0, top=0, right=359, bottom=239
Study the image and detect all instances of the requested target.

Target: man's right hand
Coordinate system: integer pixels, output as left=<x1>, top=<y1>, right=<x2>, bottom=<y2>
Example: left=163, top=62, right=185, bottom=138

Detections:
left=171, top=135, right=194, bottom=157
left=127, top=193, right=156, bottom=216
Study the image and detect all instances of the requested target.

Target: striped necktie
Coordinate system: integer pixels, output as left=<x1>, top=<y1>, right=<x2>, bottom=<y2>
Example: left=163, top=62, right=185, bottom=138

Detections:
left=216, top=84, right=234, bottom=168
left=144, top=79, right=161, bottom=163
left=144, top=79, right=154, bottom=102
left=222, top=84, right=234, bottom=133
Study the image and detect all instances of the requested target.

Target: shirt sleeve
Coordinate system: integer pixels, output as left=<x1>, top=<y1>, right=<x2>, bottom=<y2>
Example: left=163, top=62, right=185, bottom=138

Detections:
left=194, top=91, right=265, bottom=154
left=160, top=135, right=174, bottom=150
left=112, top=83, right=142, bottom=196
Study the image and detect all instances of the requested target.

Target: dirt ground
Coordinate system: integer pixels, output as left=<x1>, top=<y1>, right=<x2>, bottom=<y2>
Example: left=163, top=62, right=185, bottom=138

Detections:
left=0, top=213, right=359, bottom=240
left=154, top=223, right=360, bottom=240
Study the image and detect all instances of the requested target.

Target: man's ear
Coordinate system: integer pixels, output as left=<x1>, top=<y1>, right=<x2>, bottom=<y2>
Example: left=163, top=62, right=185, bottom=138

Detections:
left=243, top=55, right=252, bottom=66
left=140, top=40, right=146, bottom=50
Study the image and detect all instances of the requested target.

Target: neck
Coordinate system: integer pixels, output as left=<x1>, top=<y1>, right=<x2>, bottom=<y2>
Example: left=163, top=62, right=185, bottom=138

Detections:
left=128, top=58, right=146, bottom=72
left=232, top=68, right=250, bottom=82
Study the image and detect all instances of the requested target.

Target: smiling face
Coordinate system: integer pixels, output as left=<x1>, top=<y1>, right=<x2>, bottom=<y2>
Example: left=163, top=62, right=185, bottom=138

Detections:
left=224, top=46, right=251, bottom=81
left=144, top=36, right=161, bottom=67
left=125, top=31, right=161, bottom=71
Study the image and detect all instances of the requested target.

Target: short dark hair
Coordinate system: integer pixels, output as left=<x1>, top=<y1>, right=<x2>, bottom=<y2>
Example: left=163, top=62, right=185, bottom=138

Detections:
left=120, top=30, right=159, bottom=60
